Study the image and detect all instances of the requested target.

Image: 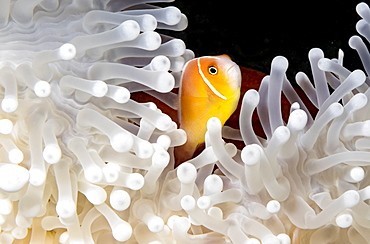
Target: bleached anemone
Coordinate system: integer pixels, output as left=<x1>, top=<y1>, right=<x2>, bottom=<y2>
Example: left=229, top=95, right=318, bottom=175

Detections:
left=2, top=0, right=370, bottom=243
left=0, top=0, right=190, bottom=243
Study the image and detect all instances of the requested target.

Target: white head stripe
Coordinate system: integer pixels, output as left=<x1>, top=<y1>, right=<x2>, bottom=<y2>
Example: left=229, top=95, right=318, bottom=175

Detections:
left=197, top=58, right=227, bottom=100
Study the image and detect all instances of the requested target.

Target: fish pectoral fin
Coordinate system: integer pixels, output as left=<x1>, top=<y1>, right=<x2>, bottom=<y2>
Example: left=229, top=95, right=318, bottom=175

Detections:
left=174, top=141, right=198, bottom=167
left=172, top=96, right=179, bottom=110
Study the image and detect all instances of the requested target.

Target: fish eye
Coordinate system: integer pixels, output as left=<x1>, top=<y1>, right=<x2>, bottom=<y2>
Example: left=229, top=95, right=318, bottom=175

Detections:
left=208, top=66, right=218, bottom=75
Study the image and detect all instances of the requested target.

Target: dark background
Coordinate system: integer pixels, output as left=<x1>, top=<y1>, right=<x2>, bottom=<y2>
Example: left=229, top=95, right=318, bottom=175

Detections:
left=162, top=0, right=366, bottom=82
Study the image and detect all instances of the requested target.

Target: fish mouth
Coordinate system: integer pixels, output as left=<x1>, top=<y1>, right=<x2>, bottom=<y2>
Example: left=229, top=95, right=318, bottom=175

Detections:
left=227, top=63, right=242, bottom=86
left=227, top=63, right=238, bottom=73
left=226, top=62, right=240, bottom=74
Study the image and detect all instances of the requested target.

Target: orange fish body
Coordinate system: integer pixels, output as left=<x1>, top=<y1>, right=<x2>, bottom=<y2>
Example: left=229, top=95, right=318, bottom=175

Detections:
left=176, top=55, right=241, bottom=164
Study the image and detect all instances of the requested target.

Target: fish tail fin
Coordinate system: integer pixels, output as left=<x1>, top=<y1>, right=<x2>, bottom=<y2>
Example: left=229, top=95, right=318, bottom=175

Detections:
left=174, top=141, right=198, bottom=167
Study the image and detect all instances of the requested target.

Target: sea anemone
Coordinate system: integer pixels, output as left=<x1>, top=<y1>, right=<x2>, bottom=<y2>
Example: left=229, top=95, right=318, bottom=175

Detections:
left=2, top=0, right=370, bottom=243
left=0, top=0, right=188, bottom=243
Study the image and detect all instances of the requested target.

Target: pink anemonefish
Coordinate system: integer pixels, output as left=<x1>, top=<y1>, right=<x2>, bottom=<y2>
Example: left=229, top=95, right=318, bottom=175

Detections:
left=175, top=55, right=241, bottom=165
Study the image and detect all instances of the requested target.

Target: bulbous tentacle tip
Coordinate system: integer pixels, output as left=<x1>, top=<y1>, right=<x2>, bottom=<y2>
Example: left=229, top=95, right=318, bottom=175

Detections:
left=3, top=0, right=370, bottom=243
